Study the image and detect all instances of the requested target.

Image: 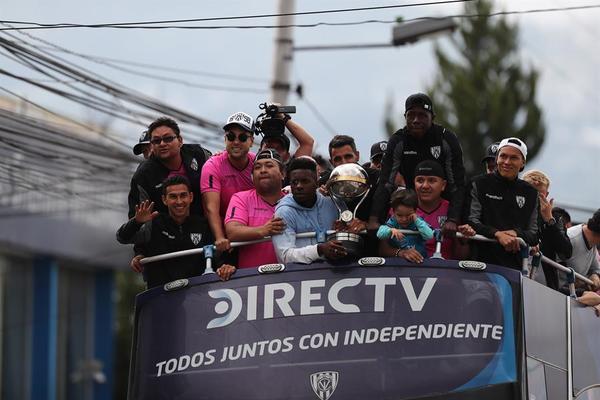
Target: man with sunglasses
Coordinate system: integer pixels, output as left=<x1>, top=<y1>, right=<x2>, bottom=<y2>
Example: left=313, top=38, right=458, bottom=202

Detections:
left=201, top=112, right=256, bottom=251
left=128, top=117, right=211, bottom=219
left=468, top=137, right=539, bottom=269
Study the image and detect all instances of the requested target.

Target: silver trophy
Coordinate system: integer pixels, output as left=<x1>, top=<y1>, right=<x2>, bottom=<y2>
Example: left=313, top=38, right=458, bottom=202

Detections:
left=326, top=164, right=370, bottom=257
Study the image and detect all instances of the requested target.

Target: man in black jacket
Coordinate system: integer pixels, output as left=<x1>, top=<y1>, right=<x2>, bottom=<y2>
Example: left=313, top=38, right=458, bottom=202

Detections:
left=369, top=93, right=466, bottom=236
left=468, top=137, right=539, bottom=269
left=128, top=117, right=211, bottom=218
left=118, top=176, right=236, bottom=289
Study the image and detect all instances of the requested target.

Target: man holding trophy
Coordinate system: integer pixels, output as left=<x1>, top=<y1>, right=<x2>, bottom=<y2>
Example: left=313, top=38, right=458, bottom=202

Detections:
left=272, top=157, right=372, bottom=264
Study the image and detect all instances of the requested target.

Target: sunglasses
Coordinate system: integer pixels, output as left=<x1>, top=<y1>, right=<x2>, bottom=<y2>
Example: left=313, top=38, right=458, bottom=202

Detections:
left=225, top=132, right=250, bottom=143
left=150, top=135, right=178, bottom=145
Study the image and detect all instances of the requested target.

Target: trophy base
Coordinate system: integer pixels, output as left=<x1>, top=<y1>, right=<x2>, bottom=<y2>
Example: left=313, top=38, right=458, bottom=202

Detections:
left=327, top=232, right=364, bottom=258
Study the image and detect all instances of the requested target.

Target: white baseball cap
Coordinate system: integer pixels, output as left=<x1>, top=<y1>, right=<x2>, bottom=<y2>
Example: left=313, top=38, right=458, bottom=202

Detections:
left=223, top=112, right=255, bottom=133
left=498, top=137, right=527, bottom=160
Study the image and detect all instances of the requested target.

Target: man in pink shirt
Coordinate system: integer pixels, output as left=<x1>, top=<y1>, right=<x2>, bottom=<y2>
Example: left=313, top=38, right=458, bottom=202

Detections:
left=201, top=112, right=256, bottom=251
left=414, top=160, right=474, bottom=259
left=225, top=149, right=286, bottom=268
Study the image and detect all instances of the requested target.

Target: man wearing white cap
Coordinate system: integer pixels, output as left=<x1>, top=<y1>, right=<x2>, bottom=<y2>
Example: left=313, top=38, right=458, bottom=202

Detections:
left=201, top=112, right=256, bottom=251
left=468, top=137, right=539, bottom=269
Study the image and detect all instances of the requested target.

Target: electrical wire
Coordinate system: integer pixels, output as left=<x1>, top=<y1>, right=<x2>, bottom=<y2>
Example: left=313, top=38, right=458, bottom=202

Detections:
left=0, top=1, right=475, bottom=28
left=1, top=4, right=599, bottom=31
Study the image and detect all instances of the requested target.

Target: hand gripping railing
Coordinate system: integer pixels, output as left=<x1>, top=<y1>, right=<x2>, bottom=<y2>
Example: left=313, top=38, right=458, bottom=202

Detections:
left=137, top=228, right=593, bottom=287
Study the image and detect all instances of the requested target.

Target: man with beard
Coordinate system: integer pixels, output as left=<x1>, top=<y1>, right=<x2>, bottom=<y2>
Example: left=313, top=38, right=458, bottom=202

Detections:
left=201, top=112, right=256, bottom=251
left=225, top=149, right=286, bottom=268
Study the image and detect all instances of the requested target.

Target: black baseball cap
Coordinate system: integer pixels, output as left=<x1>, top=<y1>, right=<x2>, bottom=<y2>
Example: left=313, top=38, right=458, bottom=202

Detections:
left=414, top=160, right=445, bottom=179
left=133, top=131, right=150, bottom=155
left=481, top=142, right=500, bottom=163
left=405, top=93, right=434, bottom=114
left=256, top=148, right=283, bottom=165
left=370, top=141, right=388, bottom=160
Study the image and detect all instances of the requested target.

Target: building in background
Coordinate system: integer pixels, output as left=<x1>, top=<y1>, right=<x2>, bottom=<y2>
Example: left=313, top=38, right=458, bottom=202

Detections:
left=0, top=98, right=137, bottom=400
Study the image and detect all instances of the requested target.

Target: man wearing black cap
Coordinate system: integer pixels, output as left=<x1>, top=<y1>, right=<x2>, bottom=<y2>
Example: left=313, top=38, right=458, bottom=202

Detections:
left=259, top=117, right=314, bottom=164
left=369, top=141, right=387, bottom=170
left=370, top=93, right=466, bottom=237
left=225, top=148, right=286, bottom=268
left=481, top=142, right=500, bottom=175
left=133, top=131, right=152, bottom=159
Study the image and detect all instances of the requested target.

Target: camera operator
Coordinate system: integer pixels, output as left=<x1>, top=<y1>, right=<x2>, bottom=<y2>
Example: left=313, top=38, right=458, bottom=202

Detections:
left=257, top=103, right=314, bottom=164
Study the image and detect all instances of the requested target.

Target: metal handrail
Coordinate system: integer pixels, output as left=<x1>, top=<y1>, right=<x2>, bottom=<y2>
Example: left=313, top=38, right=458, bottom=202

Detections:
left=137, top=228, right=593, bottom=286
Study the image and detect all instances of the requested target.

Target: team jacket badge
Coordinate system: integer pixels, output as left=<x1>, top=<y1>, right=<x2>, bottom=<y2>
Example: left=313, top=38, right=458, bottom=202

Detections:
left=516, top=195, right=526, bottom=208
left=310, top=371, right=339, bottom=400
left=430, top=146, right=441, bottom=159
left=190, top=158, right=198, bottom=171
left=190, top=233, right=202, bottom=246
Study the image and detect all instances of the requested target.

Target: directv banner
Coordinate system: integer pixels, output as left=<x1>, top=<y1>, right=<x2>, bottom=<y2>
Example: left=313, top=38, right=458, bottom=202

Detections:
left=130, top=264, right=517, bottom=400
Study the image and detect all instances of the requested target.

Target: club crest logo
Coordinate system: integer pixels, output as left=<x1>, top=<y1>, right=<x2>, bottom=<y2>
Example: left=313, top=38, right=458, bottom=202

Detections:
left=430, top=146, right=441, bottom=159
left=190, top=233, right=202, bottom=246
left=310, top=371, right=339, bottom=400
left=438, top=215, right=448, bottom=227
left=516, top=195, right=526, bottom=208
left=491, top=144, right=499, bottom=154
left=380, top=142, right=387, bottom=152
left=190, top=158, right=199, bottom=171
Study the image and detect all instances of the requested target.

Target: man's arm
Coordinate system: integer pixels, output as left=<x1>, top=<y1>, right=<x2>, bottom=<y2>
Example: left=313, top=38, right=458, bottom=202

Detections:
left=116, top=219, right=152, bottom=245
left=272, top=208, right=320, bottom=264
left=445, top=131, right=467, bottom=222
left=515, top=196, right=539, bottom=246
left=370, top=134, right=401, bottom=225
left=202, top=192, right=230, bottom=251
left=287, top=119, right=314, bottom=158
left=467, top=182, right=498, bottom=238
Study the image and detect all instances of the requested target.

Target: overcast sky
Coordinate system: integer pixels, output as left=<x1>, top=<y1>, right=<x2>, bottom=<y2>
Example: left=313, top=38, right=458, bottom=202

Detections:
left=2, top=0, right=599, bottom=219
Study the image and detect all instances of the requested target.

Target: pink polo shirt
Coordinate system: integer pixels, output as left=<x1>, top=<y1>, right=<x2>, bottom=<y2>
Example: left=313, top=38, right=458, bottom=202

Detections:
left=200, top=152, right=255, bottom=219
left=417, top=199, right=454, bottom=259
left=225, top=189, right=281, bottom=268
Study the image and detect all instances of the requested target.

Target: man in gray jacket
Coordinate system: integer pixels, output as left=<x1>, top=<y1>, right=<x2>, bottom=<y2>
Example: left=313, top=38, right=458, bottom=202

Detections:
left=560, top=209, right=600, bottom=291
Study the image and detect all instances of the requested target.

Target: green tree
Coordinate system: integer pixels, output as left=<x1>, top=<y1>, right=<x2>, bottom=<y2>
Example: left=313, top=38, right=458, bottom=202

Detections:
left=113, top=271, right=145, bottom=399
left=427, top=0, right=545, bottom=175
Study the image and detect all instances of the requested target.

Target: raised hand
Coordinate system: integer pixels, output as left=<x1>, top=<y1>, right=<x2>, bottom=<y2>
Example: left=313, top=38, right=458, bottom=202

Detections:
left=539, top=193, right=554, bottom=222
left=134, top=200, right=158, bottom=224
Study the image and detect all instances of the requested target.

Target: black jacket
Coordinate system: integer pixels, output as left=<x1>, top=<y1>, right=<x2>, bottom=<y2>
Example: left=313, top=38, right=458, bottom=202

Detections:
left=539, top=211, right=573, bottom=290
left=468, top=172, right=539, bottom=269
left=116, top=214, right=230, bottom=288
left=127, top=144, right=211, bottom=218
left=371, top=124, right=466, bottom=223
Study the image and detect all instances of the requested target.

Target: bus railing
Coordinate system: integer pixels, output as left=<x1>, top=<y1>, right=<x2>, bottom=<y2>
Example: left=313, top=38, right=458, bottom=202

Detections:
left=138, top=228, right=593, bottom=288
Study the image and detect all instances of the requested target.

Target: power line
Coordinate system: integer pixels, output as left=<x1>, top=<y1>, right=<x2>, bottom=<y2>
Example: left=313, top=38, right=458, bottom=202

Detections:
left=0, top=1, right=475, bottom=29
left=1, top=4, right=600, bottom=31
left=4, top=33, right=269, bottom=83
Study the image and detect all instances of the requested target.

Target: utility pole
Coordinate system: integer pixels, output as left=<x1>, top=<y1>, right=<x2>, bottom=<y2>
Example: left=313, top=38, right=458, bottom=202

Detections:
left=270, top=0, right=296, bottom=104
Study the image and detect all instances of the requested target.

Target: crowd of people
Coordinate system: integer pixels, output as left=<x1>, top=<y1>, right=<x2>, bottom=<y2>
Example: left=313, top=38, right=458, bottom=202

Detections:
left=116, top=93, right=600, bottom=301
